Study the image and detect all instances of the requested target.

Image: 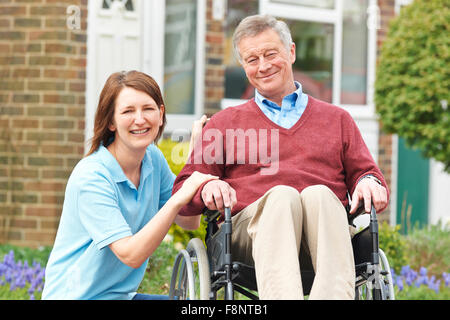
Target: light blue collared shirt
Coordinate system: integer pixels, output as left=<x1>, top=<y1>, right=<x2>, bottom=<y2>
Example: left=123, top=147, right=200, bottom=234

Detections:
left=42, top=144, right=175, bottom=300
left=254, top=81, right=308, bottom=129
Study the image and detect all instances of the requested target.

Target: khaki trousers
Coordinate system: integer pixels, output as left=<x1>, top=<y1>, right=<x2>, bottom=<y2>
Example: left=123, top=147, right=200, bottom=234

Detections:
left=229, top=185, right=355, bottom=300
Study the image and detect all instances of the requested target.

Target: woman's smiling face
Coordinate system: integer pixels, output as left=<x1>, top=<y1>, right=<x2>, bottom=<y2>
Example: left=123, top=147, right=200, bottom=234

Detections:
left=109, top=86, right=164, bottom=154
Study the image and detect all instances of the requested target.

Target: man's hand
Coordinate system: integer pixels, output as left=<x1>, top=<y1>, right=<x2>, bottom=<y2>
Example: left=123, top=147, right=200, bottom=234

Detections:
left=349, top=177, right=388, bottom=214
left=201, top=180, right=237, bottom=213
left=173, top=171, right=219, bottom=207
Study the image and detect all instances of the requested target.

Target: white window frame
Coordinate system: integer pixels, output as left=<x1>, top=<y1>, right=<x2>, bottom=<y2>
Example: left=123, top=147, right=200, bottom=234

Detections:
left=222, top=0, right=379, bottom=121
left=143, top=0, right=206, bottom=134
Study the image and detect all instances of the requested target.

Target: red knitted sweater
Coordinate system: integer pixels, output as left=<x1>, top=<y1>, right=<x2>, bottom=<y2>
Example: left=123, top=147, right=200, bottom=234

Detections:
left=173, top=96, right=389, bottom=217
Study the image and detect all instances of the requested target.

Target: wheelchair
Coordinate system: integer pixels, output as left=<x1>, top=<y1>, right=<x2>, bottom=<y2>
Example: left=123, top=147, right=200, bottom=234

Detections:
left=169, top=203, right=395, bottom=300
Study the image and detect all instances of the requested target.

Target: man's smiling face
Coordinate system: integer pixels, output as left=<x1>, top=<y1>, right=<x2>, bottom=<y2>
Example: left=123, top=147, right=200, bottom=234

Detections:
left=238, top=28, right=296, bottom=105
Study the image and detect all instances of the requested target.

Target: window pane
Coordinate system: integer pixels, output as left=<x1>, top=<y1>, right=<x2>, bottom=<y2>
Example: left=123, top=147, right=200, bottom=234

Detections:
left=287, top=19, right=334, bottom=103
left=271, top=0, right=335, bottom=9
left=341, top=0, right=368, bottom=105
left=164, top=0, right=197, bottom=114
left=224, top=0, right=258, bottom=99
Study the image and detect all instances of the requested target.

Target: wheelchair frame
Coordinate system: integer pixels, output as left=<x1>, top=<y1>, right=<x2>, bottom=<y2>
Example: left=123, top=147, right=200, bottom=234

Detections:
left=169, top=205, right=395, bottom=300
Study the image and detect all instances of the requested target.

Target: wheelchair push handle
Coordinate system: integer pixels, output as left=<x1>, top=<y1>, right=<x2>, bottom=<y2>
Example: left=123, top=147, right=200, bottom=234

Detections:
left=224, top=206, right=232, bottom=222
left=223, top=206, right=234, bottom=300
left=369, top=204, right=379, bottom=266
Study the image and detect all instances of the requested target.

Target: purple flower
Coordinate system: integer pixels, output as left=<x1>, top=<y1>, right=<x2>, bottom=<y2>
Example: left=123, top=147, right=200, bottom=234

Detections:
left=400, top=265, right=411, bottom=276
left=396, top=277, right=404, bottom=291
left=1, top=250, right=47, bottom=300
left=415, top=276, right=427, bottom=287
left=443, top=272, right=449, bottom=287
left=428, top=277, right=441, bottom=293
left=419, top=267, right=427, bottom=276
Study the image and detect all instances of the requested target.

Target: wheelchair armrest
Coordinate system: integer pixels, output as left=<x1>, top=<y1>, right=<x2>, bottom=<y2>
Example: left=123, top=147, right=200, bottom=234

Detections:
left=347, top=203, right=369, bottom=226
left=203, top=209, right=221, bottom=241
left=204, top=209, right=221, bottom=223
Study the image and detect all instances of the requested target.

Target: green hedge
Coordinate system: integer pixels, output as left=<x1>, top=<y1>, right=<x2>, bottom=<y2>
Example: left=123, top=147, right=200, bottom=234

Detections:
left=375, top=0, right=450, bottom=172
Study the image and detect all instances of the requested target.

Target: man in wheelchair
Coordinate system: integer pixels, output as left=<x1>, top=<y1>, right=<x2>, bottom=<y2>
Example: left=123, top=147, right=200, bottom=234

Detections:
left=172, top=14, right=389, bottom=300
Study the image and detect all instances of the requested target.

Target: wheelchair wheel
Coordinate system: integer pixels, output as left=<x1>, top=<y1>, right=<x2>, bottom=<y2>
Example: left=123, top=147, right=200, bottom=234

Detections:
left=169, top=238, right=211, bottom=300
left=355, top=248, right=395, bottom=300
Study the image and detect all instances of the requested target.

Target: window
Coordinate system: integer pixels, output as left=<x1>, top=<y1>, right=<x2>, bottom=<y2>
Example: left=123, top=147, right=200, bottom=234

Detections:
left=144, top=0, right=205, bottom=133
left=164, top=0, right=198, bottom=115
left=223, top=0, right=377, bottom=111
left=224, top=0, right=258, bottom=100
left=341, top=0, right=368, bottom=104
left=288, top=20, right=334, bottom=103
left=101, top=0, right=134, bottom=11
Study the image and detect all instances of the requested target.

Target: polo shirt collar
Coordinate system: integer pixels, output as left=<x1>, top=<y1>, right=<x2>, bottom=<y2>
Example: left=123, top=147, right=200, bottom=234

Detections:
left=97, top=145, right=153, bottom=186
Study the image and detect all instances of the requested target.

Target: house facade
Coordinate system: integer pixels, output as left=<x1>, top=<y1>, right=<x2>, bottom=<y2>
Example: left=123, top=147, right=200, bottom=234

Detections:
left=0, top=0, right=448, bottom=247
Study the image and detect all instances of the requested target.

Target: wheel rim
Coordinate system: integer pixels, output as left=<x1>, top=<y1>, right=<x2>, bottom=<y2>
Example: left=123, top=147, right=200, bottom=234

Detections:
left=169, top=238, right=211, bottom=300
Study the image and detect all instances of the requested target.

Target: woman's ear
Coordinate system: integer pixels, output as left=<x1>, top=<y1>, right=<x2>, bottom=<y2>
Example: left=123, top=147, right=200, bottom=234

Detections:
left=108, top=123, right=116, bottom=132
left=159, top=105, right=165, bottom=126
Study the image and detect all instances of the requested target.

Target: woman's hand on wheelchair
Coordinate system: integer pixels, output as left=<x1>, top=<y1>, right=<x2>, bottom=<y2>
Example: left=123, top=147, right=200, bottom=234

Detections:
left=174, top=171, right=219, bottom=206
left=349, top=177, right=388, bottom=214
left=201, top=180, right=237, bottom=213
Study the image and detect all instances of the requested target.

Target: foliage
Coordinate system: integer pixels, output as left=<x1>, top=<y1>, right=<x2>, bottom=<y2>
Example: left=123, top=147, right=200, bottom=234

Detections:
left=138, top=240, right=178, bottom=295
left=374, top=0, right=450, bottom=172
left=0, top=250, right=45, bottom=300
left=157, top=139, right=190, bottom=176
left=157, top=139, right=206, bottom=247
left=392, top=265, right=450, bottom=300
left=0, top=244, right=51, bottom=267
left=0, top=223, right=450, bottom=300
left=379, top=221, right=408, bottom=273
left=404, top=221, right=450, bottom=276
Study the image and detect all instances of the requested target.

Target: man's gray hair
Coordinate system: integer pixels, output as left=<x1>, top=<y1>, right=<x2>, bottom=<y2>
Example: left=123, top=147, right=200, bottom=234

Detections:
left=232, top=14, right=293, bottom=63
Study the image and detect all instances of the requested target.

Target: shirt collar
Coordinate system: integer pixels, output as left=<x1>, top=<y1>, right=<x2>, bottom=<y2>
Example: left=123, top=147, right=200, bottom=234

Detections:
left=97, top=145, right=153, bottom=186
left=255, top=81, right=303, bottom=110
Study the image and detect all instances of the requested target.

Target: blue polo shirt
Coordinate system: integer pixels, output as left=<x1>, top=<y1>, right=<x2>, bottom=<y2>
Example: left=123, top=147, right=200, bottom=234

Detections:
left=254, top=81, right=308, bottom=129
left=42, top=144, right=175, bottom=300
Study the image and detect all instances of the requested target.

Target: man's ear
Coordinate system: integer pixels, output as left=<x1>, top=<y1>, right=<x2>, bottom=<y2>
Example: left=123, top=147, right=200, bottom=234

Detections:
left=290, top=42, right=296, bottom=64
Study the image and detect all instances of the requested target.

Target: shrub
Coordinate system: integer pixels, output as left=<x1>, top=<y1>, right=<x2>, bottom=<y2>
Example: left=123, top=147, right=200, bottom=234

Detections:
left=379, top=221, right=408, bottom=273
left=157, top=139, right=190, bottom=175
left=375, top=0, right=450, bottom=172
left=404, top=221, right=450, bottom=276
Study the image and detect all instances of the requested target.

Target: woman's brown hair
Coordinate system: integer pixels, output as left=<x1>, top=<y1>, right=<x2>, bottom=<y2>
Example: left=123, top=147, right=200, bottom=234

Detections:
left=86, top=70, right=166, bottom=156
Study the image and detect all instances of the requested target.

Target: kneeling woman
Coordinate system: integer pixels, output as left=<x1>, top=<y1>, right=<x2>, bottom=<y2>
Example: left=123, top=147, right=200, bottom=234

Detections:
left=42, top=71, right=216, bottom=300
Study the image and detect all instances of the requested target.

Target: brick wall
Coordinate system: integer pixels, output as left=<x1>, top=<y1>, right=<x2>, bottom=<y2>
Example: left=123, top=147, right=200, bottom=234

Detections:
left=204, top=0, right=225, bottom=116
left=376, top=0, right=396, bottom=222
left=0, top=0, right=87, bottom=247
